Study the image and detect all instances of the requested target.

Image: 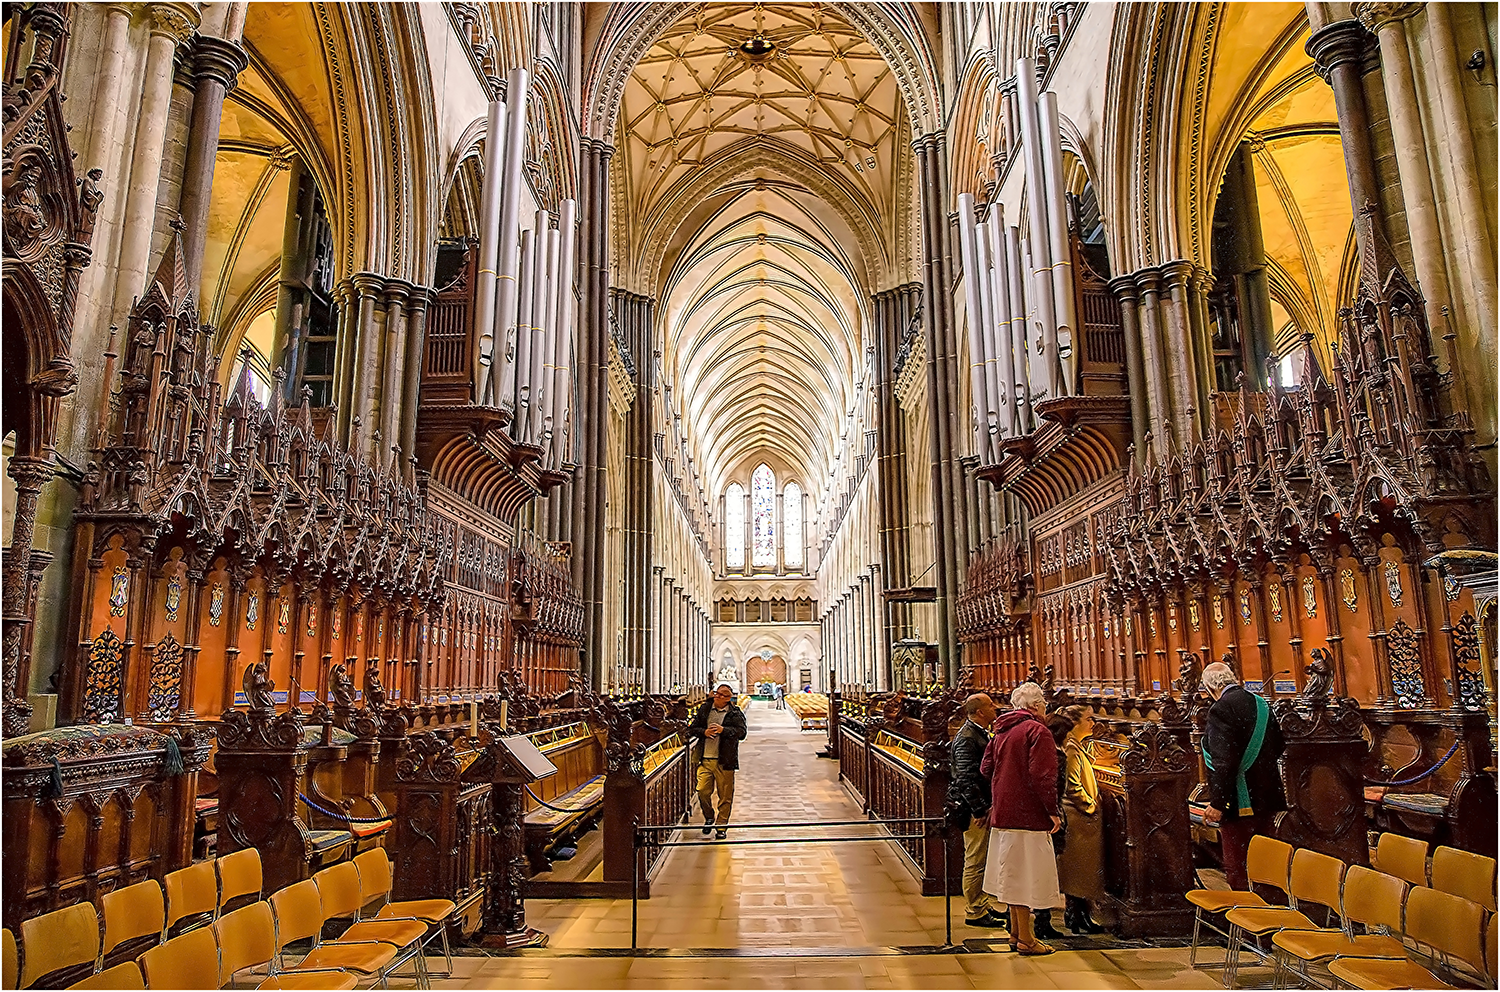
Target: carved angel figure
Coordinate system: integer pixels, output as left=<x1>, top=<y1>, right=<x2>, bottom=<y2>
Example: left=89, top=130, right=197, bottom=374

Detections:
left=1301, top=649, right=1334, bottom=700
left=242, top=660, right=275, bottom=713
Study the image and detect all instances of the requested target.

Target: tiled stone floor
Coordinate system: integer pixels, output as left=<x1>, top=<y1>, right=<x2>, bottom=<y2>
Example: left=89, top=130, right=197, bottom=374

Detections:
left=426, top=702, right=1222, bottom=989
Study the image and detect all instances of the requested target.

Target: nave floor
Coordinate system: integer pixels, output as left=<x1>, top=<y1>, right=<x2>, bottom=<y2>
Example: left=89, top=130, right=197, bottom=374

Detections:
left=429, top=702, right=1221, bottom=989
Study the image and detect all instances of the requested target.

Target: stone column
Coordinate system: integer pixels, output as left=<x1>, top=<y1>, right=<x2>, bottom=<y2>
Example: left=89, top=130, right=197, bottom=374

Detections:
left=1135, top=268, right=1172, bottom=453
left=1159, top=261, right=1202, bottom=445
left=1109, top=275, right=1148, bottom=460
left=80, top=5, right=135, bottom=176
left=1424, top=2, right=1498, bottom=353
left=1306, top=20, right=1388, bottom=249
left=110, top=4, right=198, bottom=327
left=1357, top=3, right=1454, bottom=327
left=400, top=287, right=432, bottom=475
left=348, top=273, right=386, bottom=451
left=379, top=280, right=412, bottom=459
left=178, top=34, right=249, bottom=289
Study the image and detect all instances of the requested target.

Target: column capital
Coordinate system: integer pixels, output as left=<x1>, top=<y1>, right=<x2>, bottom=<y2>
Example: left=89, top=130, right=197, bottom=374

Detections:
left=192, top=34, right=249, bottom=91
left=1305, top=19, right=1377, bottom=81
left=348, top=272, right=389, bottom=299
left=1107, top=273, right=1141, bottom=304
left=1159, top=258, right=1196, bottom=291
left=1354, top=2, right=1421, bottom=32
left=146, top=2, right=199, bottom=43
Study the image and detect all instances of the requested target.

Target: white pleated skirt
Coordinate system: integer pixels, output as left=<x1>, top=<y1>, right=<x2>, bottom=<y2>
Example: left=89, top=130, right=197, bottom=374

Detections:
left=981, top=828, right=1063, bottom=909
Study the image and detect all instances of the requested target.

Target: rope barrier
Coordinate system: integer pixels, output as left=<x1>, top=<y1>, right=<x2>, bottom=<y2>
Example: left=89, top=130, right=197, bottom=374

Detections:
left=298, top=792, right=392, bottom=825
left=1365, top=740, right=1461, bottom=788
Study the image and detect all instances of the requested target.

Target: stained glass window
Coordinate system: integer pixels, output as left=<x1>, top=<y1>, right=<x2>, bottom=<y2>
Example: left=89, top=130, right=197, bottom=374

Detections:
left=726, top=483, right=745, bottom=569
left=752, top=464, right=775, bottom=567
left=784, top=482, right=803, bottom=568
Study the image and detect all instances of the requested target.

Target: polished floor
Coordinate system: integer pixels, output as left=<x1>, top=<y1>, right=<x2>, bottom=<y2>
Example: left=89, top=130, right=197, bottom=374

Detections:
left=420, top=702, right=1222, bottom=989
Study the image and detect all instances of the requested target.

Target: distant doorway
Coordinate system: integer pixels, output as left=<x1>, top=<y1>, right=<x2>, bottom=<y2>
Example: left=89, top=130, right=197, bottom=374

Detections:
left=746, top=654, right=787, bottom=690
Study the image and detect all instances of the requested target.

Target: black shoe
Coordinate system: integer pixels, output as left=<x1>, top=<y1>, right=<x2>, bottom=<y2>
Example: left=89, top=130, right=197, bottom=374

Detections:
left=715, top=828, right=727, bottom=840
left=1032, top=910, right=1064, bottom=940
left=701, top=822, right=713, bottom=836
left=1065, top=899, right=1105, bottom=935
left=966, top=911, right=1010, bottom=929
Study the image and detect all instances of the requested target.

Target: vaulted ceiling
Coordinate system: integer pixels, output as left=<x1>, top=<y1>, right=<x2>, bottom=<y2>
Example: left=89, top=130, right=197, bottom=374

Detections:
left=613, top=2, right=911, bottom=509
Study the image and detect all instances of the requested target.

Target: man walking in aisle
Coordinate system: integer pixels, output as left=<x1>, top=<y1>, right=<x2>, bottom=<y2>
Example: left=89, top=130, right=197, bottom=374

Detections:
left=687, top=683, right=747, bottom=839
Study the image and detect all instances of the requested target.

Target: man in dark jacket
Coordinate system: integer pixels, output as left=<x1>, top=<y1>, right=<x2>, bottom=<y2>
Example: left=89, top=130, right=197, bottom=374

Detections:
left=1201, top=662, right=1286, bottom=890
left=686, top=683, right=748, bottom=838
left=949, top=693, right=1007, bottom=928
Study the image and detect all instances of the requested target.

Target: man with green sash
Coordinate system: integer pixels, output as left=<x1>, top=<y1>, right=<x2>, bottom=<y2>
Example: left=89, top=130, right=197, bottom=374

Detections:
left=1200, top=662, right=1286, bottom=891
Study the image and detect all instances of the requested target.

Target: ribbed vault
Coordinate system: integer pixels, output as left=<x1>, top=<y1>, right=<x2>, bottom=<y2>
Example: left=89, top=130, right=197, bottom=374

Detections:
left=613, top=2, right=910, bottom=517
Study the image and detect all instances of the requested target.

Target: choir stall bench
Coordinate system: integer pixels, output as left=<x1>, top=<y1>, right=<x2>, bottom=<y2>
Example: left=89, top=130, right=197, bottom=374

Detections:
left=521, top=722, right=605, bottom=874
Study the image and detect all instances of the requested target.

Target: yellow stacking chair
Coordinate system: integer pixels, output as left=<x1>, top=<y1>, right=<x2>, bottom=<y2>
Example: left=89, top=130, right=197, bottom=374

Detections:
left=163, top=861, right=218, bottom=936
left=1271, top=865, right=1411, bottom=986
left=99, top=879, right=165, bottom=964
left=312, top=863, right=428, bottom=985
left=1328, top=886, right=1486, bottom=990
left=1221, top=844, right=1333, bottom=986
left=269, top=880, right=405, bottom=988
left=18, top=903, right=100, bottom=989
left=138, top=926, right=218, bottom=990
left=1184, top=834, right=1280, bottom=970
left=1430, top=845, right=1497, bottom=912
left=65, top=961, right=144, bottom=990
left=1373, top=832, right=1428, bottom=888
left=217, top=847, right=265, bottom=915
left=215, top=902, right=357, bottom=990
left=3, top=928, right=17, bottom=989
left=353, top=848, right=456, bottom=976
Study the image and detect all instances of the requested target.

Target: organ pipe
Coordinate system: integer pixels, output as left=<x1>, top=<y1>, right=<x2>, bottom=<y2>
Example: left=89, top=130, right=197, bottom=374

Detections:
left=1005, top=224, right=1034, bottom=433
left=489, top=67, right=530, bottom=411
left=513, top=227, right=537, bottom=441
left=549, top=199, right=577, bottom=468
left=1014, top=57, right=1059, bottom=401
left=1040, top=90, right=1076, bottom=396
left=956, top=193, right=993, bottom=465
left=985, top=212, right=1016, bottom=440
left=474, top=99, right=506, bottom=403
left=973, top=219, right=1004, bottom=453
left=534, top=225, right=561, bottom=445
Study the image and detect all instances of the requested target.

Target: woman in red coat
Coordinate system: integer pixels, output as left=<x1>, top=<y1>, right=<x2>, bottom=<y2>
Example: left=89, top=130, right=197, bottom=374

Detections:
left=979, top=682, right=1063, bottom=955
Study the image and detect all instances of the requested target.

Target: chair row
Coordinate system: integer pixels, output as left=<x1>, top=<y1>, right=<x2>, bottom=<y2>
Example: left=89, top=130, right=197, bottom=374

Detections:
left=1371, top=832, right=1497, bottom=912
left=1189, top=835, right=1498, bottom=990
left=2, top=849, right=455, bottom=991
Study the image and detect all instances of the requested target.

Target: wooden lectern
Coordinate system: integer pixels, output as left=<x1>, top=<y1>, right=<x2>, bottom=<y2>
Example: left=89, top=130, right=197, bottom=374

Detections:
left=477, top=732, right=557, bottom=948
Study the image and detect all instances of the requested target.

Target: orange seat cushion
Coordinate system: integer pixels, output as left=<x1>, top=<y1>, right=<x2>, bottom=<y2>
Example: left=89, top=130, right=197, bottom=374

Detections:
left=348, top=820, right=391, bottom=840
